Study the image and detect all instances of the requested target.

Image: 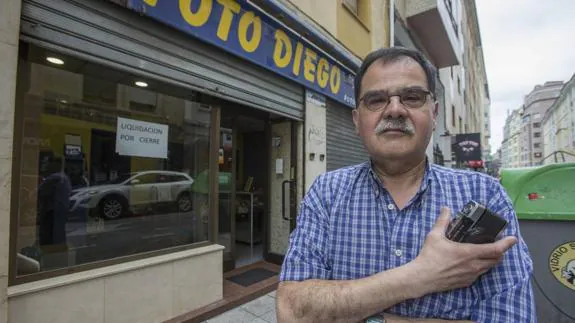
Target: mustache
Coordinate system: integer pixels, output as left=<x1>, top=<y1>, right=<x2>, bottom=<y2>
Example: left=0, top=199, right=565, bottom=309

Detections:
left=374, top=118, right=415, bottom=135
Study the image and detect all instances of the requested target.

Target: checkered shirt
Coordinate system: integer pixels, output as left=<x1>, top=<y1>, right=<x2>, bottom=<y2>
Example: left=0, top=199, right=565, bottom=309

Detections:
left=280, top=161, right=536, bottom=322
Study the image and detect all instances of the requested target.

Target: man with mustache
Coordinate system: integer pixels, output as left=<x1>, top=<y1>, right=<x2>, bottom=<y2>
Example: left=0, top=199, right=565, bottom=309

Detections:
left=276, top=47, right=535, bottom=322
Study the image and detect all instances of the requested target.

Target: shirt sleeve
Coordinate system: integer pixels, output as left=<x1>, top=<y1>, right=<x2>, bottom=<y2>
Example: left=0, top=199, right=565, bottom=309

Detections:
left=279, top=175, right=332, bottom=282
left=470, top=180, right=537, bottom=323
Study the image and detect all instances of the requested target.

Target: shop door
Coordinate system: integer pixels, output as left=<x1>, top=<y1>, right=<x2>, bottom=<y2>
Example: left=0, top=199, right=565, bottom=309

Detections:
left=267, top=120, right=297, bottom=260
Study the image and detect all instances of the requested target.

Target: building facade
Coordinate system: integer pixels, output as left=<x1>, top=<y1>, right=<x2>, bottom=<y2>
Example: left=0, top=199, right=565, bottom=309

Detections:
left=501, top=108, right=522, bottom=168
left=398, top=0, right=490, bottom=169
left=0, top=1, right=492, bottom=322
left=394, top=0, right=463, bottom=166
left=542, top=74, right=575, bottom=164
left=0, top=0, right=394, bottom=322
left=518, top=81, right=563, bottom=166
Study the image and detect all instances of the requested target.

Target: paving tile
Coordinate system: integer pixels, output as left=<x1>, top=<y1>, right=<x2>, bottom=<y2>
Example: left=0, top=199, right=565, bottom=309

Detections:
left=241, top=295, right=276, bottom=317
left=258, top=310, right=277, bottom=323
left=207, top=308, right=258, bottom=323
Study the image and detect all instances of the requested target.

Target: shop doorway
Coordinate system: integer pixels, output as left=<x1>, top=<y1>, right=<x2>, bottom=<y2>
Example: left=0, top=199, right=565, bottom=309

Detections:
left=218, top=105, right=298, bottom=272
left=219, top=109, right=268, bottom=271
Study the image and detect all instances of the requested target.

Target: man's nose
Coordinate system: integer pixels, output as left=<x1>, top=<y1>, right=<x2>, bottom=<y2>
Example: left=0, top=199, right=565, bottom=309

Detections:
left=382, top=96, right=408, bottom=119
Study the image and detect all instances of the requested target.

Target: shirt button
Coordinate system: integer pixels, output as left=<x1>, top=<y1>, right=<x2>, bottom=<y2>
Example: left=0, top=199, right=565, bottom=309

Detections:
left=395, top=249, right=403, bottom=257
left=387, top=204, right=395, bottom=210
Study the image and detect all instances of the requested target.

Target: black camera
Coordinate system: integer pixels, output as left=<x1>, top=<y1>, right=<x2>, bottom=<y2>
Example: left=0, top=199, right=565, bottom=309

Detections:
left=445, top=201, right=508, bottom=244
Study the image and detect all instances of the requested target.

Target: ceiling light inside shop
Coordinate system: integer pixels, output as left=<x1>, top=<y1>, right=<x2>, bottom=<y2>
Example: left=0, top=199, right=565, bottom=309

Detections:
left=46, top=57, right=64, bottom=65
left=135, top=81, right=148, bottom=88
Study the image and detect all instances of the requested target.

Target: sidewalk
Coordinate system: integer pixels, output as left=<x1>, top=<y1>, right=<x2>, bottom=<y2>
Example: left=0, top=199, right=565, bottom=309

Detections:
left=203, top=291, right=277, bottom=323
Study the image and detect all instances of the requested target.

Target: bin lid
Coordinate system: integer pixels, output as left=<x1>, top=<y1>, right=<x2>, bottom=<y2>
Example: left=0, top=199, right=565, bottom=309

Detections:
left=500, top=163, right=575, bottom=221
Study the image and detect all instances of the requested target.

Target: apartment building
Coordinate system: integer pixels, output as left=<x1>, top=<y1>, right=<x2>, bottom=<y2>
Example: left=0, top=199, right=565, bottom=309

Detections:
left=542, top=74, right=575, bottom=164
left=501, top=108, right=522, bottom=168
left=518, top=81, right=563, bottom=166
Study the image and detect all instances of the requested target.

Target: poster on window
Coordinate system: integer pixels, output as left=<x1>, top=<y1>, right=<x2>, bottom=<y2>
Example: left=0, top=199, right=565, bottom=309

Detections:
left=452, top=133, right=482, bottom=162
left=115, top=117, right=169, bottom=159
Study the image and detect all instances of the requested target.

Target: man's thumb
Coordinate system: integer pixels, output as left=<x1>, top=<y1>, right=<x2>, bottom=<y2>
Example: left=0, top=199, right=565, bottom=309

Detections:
left=433, top=207, right=452, bottom=231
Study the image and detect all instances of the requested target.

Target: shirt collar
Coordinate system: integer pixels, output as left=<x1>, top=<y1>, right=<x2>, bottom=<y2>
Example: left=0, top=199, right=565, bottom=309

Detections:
left=367, top=157, right=434, bottom=198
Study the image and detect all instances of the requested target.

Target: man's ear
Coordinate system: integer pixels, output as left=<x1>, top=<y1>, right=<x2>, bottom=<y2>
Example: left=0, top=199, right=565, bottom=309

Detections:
left=352, top=108, right=360, bottom=135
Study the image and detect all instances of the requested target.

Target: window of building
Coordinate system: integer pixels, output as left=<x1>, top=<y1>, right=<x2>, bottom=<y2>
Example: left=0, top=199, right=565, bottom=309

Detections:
left=533, top=122, right=541, bottom=128
left=534, top=143, right=541, bottom=149
left=533, top=112, right=541, bottom=119
left=452, top=105, right=456, bottom=128
left=12, top=43, right=213, bottom=280
left=534, top=132, right=541, bottom=138
left=457, top=77, right=461, bottom=95
left=459, top=116, right=463, bottom=133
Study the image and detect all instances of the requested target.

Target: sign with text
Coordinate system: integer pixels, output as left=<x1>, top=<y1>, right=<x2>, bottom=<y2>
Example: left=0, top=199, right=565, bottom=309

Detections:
left=115, top=117, right=169, bottom=159
left=126, top=0, right=356, bottom=107
left=453, top=133, right=482, bottom=162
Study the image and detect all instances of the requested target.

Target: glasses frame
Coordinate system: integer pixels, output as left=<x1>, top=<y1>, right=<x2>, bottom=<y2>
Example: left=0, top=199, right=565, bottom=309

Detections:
left=358, top=88, right=434, bottom=112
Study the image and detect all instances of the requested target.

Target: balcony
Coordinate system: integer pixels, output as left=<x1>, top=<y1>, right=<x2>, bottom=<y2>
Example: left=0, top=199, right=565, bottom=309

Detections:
left=406, top=0, right=460, bottom=68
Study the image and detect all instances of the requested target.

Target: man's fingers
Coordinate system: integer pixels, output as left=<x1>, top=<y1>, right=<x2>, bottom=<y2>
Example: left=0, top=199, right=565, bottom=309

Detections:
left=432, top=207, right=452, bottom=232
left=495, top=236, right=518, bottom=253
left=477, top=236, right=518, bottom=259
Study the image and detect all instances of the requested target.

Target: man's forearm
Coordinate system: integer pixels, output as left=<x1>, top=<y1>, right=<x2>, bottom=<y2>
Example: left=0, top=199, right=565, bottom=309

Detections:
left=277, top=262, right=424, bottom=323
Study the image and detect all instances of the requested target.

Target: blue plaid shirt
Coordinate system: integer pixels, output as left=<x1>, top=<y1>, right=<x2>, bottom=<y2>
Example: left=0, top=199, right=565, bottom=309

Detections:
left=280, top=161, right=536, bottom=322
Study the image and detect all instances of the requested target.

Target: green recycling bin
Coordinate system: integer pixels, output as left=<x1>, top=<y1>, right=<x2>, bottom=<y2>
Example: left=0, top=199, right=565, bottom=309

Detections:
left=500, top=163, right=575, bottom=323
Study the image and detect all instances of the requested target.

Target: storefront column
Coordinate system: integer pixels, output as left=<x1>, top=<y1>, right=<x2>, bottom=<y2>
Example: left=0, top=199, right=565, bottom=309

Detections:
left=304, top=90, right=327, bottom=192
left=0, top=1, right=22, bottom=322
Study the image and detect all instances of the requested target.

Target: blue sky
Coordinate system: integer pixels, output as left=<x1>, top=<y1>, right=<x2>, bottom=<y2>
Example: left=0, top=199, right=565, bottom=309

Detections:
left=475, top=0, right=575, bottom=152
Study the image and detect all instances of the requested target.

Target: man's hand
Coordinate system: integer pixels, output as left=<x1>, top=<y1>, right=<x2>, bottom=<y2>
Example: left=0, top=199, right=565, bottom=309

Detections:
left=410, top=207, right=517, bottom=297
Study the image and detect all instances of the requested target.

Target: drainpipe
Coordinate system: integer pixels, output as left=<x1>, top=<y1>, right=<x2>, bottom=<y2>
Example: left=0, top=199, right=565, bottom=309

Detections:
left=248, top=0, right=361, bottom=72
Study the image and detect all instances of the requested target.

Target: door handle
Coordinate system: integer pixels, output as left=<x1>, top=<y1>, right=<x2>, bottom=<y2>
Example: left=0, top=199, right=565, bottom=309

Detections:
left=282, top=180, right=292, bottom=221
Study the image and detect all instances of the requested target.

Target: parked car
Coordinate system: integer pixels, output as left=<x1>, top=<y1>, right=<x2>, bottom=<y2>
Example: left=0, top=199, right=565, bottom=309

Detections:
left=69, top=171, right=194, bottom=220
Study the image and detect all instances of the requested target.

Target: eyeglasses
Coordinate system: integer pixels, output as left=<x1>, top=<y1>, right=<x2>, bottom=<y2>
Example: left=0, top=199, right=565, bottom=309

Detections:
left=358, top=88, right=433, bottom=111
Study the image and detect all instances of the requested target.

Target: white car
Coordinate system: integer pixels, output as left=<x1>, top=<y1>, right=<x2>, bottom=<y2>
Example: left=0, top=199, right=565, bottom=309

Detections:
left=69, top=171, right=194, bottom=220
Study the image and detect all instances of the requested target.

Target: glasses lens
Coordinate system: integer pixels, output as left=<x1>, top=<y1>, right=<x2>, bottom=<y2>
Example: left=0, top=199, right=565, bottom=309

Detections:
left=363, top=93, right=389, bottom=111
left=400, top=89, right=427, bottom=108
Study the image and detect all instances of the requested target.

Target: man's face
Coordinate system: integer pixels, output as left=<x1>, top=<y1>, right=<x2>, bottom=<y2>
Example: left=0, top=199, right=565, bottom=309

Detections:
left=352, top=58, right=437, bottom=162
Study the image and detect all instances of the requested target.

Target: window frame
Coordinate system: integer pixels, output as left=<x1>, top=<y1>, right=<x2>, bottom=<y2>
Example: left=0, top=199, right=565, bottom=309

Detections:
left=9, top=43, right=221, bottom=286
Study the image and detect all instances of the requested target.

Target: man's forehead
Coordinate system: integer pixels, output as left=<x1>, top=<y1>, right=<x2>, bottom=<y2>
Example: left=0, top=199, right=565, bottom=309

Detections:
left=361, top=57, right=428, bottom=91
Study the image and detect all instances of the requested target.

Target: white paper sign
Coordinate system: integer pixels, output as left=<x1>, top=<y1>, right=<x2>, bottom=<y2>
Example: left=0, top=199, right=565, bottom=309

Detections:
left=116, top=117, right=169, bottom=159
left=275, top=158, right=284, bottom=174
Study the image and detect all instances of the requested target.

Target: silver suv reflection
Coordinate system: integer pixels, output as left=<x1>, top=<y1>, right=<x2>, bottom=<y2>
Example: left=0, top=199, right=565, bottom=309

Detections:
left=69, top=171, right=194, bottom=220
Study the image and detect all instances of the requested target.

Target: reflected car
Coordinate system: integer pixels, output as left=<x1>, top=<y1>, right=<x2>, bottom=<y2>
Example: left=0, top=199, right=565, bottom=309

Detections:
left=69, top=171, right=194, bottom=220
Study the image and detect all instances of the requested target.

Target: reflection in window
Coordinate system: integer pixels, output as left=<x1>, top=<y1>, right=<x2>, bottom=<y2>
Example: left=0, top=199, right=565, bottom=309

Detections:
left=14, top=43, right=211, bottom=278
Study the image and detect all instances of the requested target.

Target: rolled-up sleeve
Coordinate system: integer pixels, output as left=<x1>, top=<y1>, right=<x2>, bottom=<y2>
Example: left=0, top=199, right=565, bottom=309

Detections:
left=471, top=181, right=537, bottom=322
left=280, top=176, right=332, bottom=282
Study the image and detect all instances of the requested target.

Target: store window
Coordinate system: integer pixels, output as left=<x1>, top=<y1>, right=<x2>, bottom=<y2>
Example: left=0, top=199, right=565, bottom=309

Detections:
left=12, top=43, right=213, bottom=280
